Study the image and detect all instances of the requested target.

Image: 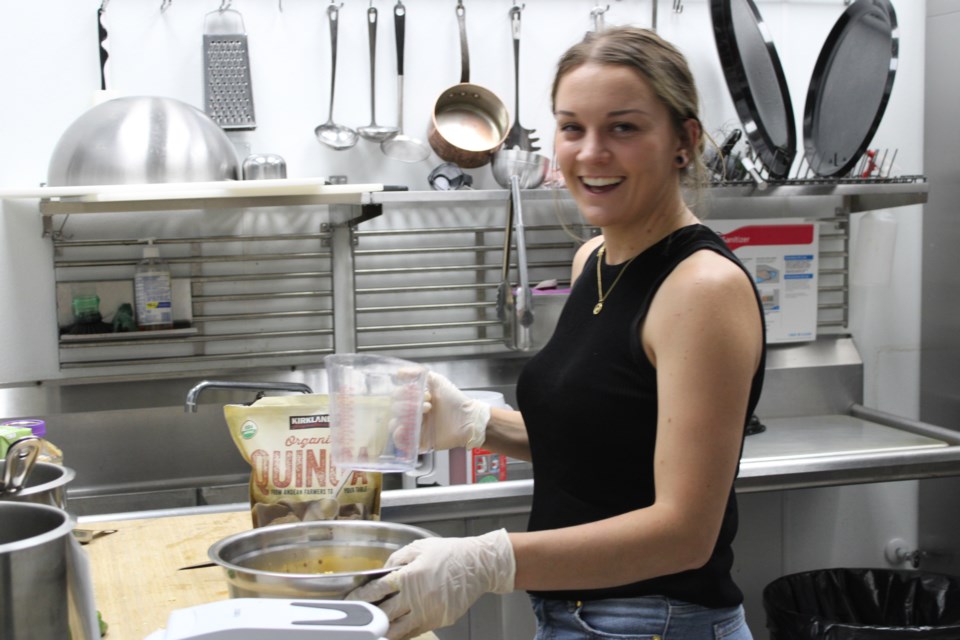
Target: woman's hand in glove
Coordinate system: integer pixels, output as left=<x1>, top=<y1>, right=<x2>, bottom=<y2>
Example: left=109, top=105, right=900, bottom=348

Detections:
left=346, top=529, right=516, bottom=640
left=422, top=371, right=490, bottom=451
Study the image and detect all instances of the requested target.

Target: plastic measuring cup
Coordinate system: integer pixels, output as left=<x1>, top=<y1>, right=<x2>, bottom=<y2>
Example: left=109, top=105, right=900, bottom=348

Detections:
left=325, top=354, right=429, bottom=472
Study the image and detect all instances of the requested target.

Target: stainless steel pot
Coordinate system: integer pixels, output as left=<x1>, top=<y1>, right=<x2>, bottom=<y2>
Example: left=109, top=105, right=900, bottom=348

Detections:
left=208, top=520, right=435, bottom=600
left=0, top=502, right=74, bottom=637
left=0, top=462, right=74, bottom=510
left=427, top=2, right=509, bottom=169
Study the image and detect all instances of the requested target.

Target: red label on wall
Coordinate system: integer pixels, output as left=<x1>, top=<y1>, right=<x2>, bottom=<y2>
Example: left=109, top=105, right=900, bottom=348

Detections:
left=719, top=225, right=815, bottom=250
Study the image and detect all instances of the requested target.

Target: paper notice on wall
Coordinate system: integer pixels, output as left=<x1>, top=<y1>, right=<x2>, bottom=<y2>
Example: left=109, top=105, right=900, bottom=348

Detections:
left=706, top=220, right=819, bottom=344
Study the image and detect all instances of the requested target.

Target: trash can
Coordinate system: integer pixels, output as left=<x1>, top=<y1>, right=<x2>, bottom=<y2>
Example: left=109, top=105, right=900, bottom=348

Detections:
left=763, top=568, right=960, bottom=639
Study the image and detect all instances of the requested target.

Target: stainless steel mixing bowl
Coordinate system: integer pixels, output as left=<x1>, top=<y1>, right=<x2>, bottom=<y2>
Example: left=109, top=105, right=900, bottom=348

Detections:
left=491, top=148, right=550, bottom=189
left=47, top=96, right=241, bottom=186
left=208, top=520, right=435, bottom=600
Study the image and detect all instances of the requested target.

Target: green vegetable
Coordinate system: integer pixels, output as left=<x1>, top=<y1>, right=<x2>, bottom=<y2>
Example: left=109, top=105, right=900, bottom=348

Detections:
left=98, top=610, right=108, bottom=637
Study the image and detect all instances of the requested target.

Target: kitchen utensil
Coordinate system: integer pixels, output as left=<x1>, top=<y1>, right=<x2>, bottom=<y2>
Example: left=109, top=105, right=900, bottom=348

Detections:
left=705, top=128, right=743, bottom=180
left=590, top=3, right=609, bottom=32
left=0, top=461, right=74, bottom=509
left=47, top=96, right=241, bottom=186
left=490, top=148, right=550, bottom=189
left=203, top=6, right=256, bottom=130
left=242, top=152, right=287, bottom=179
left=802, top=0, right=897, bottom=177
left=207, top=520, right=435, bottom=600
left=502, top=4, right=540, bottom=152
left=496, top=185, right=516, bottom=323
left=427, top=162, right=473, bottom=190
left=0, top=502, right=75, bottom=638
left=325, top=353, right=428, bottom=473
left=146, top=599, right=388, bottom=639
left=510, top=175, right=534, bottom=347
left=315, top=3, right=359, bottom=150
left=380, top=1, right=431, bottom=162
left=97, top=2, right=109, bottom=91
left=427, top=1, right=510, bottom=169
left=357, top=5, right=398, bottom=143
left=72, top=528, right=118, bottom=545
left=506, top=287, right=568, bottom=353
left=711, top=0, right=796, bottom=179
left=1, top=436, right=40, bottom=496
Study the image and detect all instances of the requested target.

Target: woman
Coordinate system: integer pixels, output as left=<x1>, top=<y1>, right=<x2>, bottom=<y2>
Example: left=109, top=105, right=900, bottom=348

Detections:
left=349, top=27, right=765, bottom=640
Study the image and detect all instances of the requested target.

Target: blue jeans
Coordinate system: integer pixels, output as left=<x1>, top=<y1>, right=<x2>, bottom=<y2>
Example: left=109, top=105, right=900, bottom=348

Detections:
left=530, top=595, right=753, bottom=640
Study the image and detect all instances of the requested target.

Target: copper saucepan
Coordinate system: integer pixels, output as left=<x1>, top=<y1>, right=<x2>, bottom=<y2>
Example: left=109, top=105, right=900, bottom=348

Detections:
left=428, top=1, right=509, bottom=169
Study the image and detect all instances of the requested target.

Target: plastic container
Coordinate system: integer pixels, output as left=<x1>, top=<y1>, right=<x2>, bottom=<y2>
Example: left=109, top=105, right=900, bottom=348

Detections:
left=764, top=568, right=960, bottom=639
left=0, top=419, right=62, bottom=465
left=134, top=242, right=174, bottom=330
left=324, top=354, right=428, bottom=473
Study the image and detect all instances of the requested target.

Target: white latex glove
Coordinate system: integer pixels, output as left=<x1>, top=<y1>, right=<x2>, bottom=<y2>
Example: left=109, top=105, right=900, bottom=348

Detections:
left=422, top=371, right=490, bottom=451
left=346, top=529, right=516, bottom=640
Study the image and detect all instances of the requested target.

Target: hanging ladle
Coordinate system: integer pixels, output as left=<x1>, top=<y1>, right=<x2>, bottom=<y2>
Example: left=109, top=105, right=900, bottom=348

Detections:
left=381, top=0, right=431, bottom=162
left=358, top=4, right=398, bottom=143
left=315, top=3, right=359, bottom=150
left=1, top=436, right=40, bottom=497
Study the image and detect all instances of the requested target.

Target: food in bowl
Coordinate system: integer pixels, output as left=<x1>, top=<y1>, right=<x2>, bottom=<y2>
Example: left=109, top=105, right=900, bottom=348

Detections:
left=208, top=520, right=434, bottom=600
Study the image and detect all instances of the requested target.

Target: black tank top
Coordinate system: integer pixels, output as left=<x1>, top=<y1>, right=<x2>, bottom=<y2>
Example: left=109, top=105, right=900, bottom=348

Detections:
left=516, top=224, right=766, bottom=607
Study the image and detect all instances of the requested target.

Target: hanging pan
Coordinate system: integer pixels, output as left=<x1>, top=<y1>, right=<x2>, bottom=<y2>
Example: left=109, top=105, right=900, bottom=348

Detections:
left=710, top=0, right=796, bottom=180
left=428, top=0, right=510, bottom=169
left=802, top=0, right=898, bottom=177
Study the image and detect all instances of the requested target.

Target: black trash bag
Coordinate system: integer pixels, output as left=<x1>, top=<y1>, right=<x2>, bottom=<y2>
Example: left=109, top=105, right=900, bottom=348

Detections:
left=764, top=568, right=960, bottom=639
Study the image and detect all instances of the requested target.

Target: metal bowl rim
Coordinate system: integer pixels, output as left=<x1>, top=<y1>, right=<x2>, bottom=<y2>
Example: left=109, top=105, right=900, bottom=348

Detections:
left=208, top=520, right=435, bottom=579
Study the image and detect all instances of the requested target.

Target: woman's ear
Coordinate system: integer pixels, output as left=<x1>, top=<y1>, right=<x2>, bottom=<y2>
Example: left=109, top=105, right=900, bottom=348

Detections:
left=677, top=117, right=702, bottom=164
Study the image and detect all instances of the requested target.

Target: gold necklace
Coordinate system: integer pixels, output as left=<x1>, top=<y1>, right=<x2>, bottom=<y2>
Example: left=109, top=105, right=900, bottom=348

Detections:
left=594, top=245, right=640, bottom=315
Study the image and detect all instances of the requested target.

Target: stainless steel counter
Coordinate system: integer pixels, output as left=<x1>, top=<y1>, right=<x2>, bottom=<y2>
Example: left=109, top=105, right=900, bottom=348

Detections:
left=79, top=404, right=960, bottom=526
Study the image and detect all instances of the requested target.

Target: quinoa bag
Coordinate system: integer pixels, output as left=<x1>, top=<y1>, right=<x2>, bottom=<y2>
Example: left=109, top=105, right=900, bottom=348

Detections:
left=224, top=393, right=382, bottom=527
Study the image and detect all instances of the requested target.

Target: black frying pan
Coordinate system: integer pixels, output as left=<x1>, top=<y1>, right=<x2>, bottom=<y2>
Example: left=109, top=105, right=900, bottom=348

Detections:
left=710, top=0, right=796, bottom=180
left=802, top=0, right=898, bottom=178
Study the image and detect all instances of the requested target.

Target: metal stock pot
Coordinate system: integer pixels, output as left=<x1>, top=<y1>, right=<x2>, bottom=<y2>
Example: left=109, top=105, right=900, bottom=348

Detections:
left=0, top=461, right=74, bottom=510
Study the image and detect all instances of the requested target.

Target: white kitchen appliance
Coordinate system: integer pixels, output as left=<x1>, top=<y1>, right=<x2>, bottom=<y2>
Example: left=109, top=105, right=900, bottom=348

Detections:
left=144, top=599, right=387, bottom=639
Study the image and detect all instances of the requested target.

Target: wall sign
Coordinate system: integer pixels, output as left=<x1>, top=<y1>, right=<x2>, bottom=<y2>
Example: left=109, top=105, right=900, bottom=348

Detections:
left=707, top=219, right=819, bottom=344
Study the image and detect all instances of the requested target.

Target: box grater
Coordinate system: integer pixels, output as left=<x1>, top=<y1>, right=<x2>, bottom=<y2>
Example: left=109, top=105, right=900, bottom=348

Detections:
left=203, top=8, right=256, bottom=130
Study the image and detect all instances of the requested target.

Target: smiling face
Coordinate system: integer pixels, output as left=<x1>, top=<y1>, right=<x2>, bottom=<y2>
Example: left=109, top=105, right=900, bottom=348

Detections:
left=554, top=62, right=690, bottom=234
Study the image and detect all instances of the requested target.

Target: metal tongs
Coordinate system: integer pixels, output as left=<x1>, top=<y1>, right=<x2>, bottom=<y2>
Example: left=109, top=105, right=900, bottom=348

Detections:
left=1, top=436, right=40, bottom=496
left=496, top=176, right=534, bottom=351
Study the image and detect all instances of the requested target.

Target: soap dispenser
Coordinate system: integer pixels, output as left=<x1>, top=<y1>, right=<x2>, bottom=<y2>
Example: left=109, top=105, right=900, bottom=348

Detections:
left=134, top=240, right=173, bottom=330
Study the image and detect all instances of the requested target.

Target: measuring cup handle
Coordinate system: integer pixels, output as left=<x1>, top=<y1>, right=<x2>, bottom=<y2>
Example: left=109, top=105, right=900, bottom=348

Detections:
left=406, top=450, right=436, bottom=479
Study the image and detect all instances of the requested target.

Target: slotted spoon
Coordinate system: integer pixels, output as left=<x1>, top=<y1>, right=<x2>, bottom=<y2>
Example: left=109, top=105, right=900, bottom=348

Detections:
left=503, top=5, right=539, bottom=152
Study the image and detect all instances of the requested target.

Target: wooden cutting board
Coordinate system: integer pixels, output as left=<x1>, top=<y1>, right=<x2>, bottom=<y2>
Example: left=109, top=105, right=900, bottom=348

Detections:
left=83, top=510, right=437, bottom=639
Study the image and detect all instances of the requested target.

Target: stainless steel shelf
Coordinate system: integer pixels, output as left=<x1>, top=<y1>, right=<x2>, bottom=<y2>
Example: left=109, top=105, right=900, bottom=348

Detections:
left=6, top=175, right=926, bottom=216
left=369, top=176, right=929, bottom=213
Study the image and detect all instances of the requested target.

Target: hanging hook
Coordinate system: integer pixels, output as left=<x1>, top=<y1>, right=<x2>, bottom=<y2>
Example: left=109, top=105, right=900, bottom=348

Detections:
left=160, top=0, right=172, bottom=11
left=278, top=0, right=283, bottom=11
left=99, top=0, right=110, bottom=12
left=219, top=0, right=232, bottom=12
left=590, top=4, right=609, bottom=32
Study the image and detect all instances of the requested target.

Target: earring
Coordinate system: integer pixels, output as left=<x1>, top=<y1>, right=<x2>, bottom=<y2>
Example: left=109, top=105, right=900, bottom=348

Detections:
left=675, top=154, right=687, bottom=167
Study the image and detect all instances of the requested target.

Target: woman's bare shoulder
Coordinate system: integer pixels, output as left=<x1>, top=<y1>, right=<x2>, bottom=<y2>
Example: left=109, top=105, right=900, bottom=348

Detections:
left=571, top=235, right=605, bottom=283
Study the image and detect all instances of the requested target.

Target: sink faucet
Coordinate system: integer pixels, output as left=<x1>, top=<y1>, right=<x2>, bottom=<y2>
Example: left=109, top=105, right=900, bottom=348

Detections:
left=184, top=380, right=313, bottom=413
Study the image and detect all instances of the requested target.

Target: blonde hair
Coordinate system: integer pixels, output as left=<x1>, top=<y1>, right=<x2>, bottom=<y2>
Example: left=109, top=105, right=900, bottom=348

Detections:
left=551, top=27, right=709, bottom=199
